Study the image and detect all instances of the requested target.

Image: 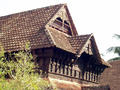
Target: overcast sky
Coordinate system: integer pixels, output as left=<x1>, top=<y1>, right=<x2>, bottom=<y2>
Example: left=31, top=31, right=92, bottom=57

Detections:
left=0, top=0, right=120, bottom=60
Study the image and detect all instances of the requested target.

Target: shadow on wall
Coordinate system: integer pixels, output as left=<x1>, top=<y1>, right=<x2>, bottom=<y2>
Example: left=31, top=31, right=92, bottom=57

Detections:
left=81, top=85, right=110, bottom=90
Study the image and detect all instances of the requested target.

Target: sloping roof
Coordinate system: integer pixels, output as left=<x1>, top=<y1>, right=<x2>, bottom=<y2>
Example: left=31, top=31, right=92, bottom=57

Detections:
left=100, top=60, right=120, bottom=90
left=0, top=4, right=77, bottom=54
left=68, top=34, right=91, bottom=53
left=47, top=27, right=76, bottom=53
left=0, top=4, right=109, bottom=67
left=101, top=59, right=111, bottom=67
left=68, top=34, right=110, bottom=67
left=0, top=4, right=63, bottom=52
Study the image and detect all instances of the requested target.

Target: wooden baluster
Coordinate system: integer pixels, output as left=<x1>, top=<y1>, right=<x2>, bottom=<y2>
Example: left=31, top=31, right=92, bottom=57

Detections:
left=76, top=70, right=79, bottom=78
left=49, top=58, right=52, bottom=72
left=68, top=66, right=71, bottom=76
left=53, top=59, right=56, bottom=73
left=64, top=65, right=67, bottom=75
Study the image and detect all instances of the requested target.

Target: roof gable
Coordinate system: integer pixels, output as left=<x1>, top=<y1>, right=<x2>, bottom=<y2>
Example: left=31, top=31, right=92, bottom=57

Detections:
left=68, top=34, right=92, bottom=55
left=46, top=26, right=76, bottom=53
left=68, top=34, right=110, bottom=67
left=0, top=4, right=63, bottom=52
left=45, top=4, right=78, bottom=36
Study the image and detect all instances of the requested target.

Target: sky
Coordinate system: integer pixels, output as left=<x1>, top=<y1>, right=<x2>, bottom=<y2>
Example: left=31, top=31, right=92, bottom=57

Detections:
left=0, top=0, right=120, bottom=61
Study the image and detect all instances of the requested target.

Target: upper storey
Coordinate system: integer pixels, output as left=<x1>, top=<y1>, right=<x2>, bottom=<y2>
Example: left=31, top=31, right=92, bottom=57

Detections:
left=0, top=4, right=110, bottom=67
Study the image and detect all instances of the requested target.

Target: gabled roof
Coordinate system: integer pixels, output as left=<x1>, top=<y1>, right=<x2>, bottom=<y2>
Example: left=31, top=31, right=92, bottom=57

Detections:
left=0, top=4, right=63, bottom=52
left=68, top=34, right=110, bottom=67
left=0, top=4, right=78, bottom=53
left=0, top=4, right=109, bottom=67
left=47, top=27, right=76, bottom=53
left=68, top=34, right=92, bottom=54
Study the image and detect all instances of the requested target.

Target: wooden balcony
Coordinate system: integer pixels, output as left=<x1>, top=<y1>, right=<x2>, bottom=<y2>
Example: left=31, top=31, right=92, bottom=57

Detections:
left=49, top=60, right=99, bottom=83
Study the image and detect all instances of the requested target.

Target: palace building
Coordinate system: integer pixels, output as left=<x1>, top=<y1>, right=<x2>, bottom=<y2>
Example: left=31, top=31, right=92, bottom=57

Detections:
left=0, top=4, right=111, bottom=89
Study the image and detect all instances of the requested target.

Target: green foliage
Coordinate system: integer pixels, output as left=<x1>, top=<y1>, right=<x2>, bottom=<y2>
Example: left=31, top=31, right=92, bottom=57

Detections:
left=0, top=75, right=51, bottom=90
left=0, top=43, right=52, bottom=90
left=0, top=44, right=12, bottom=78
left=107, top=34, right=120, bottom=60
left=113, top=34, right=120, bottom=39
left=107, top=46, right=120, bottom=56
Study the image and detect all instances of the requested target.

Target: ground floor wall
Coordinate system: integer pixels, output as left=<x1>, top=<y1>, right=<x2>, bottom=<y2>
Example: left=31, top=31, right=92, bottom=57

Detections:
left=48, top=73, right=98, bottom=85
left=81, top=85, right=110, bottom=90
left=48, top=76, right=110, bottom=90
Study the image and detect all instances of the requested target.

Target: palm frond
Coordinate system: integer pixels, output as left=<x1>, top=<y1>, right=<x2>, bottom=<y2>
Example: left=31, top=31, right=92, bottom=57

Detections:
left=107, top=47, right=114, bottom=52
left=107, top=46, right=120, bottom=56
left=113, top=34, right=120, bottom=40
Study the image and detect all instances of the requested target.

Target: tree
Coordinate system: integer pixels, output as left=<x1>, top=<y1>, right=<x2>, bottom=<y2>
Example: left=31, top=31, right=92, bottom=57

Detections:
left=107, top=34, right=120, bottom=61
left=0, top=43, right=52, bottom=90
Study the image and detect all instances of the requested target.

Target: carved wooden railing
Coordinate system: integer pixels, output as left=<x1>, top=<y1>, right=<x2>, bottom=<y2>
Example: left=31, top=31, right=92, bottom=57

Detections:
left=49, top=61, right=99, bottom=83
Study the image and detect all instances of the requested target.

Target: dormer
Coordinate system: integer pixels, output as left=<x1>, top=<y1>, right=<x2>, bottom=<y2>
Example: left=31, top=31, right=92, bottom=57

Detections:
left=52, top=17, right=72, bottom=35
left=46, top=5, right=78, bottom=36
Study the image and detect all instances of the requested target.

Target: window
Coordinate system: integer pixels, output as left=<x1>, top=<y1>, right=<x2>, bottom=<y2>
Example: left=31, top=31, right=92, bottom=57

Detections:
left=53, top=17, right=62, bottom=26
left=51, top=17, right=72, bottom=35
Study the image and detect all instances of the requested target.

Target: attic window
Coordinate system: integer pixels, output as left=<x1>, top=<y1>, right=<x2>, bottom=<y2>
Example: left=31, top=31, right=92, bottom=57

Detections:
left=52, top=17, right=72, bottom=35
left=64, top=20, right=69, bottom=25
left=53, top=17, right=63, bottom=26
left=57, top=17, right=63, bottom=22
left=64, top=20, right=70, bottom=31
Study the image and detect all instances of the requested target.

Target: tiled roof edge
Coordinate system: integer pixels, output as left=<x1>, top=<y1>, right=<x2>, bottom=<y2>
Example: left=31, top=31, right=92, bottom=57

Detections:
left=44, top=29, right=56, bottom=46
left=77, top=33, right=93, bottom=55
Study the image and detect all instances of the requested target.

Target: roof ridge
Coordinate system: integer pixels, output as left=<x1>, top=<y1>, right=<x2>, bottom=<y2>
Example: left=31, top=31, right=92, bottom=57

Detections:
left=0, top=4, right=64, bottom=18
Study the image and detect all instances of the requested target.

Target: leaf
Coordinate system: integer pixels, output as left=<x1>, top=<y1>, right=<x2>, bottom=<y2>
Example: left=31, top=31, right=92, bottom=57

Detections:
left=113, top=34, right=120, bottom=40
left=107, top=46, right=120, bottom=56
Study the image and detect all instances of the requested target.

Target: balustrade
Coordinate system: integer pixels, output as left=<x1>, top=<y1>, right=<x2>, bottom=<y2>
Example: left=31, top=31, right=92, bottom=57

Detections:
left=49, top=60, right=99, bottom=83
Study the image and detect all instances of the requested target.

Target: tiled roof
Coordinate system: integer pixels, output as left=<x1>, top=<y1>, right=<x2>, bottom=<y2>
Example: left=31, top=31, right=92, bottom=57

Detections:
left=68, top=34, right=110, bottom=67
left=0, top=4, right=63, bottom=52
left=68, top=34, right=91, bottom=53
left=100, top=60, right=120, bottom=90
left=101, top=59, right=111, bottom=67
left=0, top=4, right=109, bottom=67
left=47, top=27, right=76, bottom=53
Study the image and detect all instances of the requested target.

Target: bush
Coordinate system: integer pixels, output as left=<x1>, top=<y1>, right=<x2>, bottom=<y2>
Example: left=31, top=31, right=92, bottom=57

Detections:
left=0, top=44, right=52, bottom=90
